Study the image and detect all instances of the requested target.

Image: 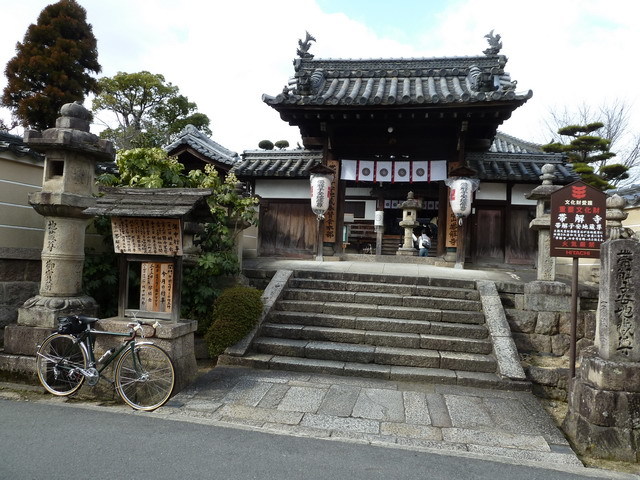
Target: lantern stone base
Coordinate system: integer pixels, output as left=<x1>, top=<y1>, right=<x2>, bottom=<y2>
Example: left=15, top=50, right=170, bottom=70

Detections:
left=17, top=294, right=98, bottom=328
left=396, top=248, right=418, bottom=256
left=563, top=347, right=640, bottom=463
left=444, top=248, right=457, bottom=262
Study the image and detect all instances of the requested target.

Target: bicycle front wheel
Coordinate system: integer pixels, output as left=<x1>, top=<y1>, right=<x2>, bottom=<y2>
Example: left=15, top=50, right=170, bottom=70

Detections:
left=115, top=343, right=175, bottom=411
left=36, top=334, right=87, bottom=396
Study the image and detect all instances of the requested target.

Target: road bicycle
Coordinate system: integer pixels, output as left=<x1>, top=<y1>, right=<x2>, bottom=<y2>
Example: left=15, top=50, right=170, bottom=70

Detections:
left=36, top=314, right=175, bottom=411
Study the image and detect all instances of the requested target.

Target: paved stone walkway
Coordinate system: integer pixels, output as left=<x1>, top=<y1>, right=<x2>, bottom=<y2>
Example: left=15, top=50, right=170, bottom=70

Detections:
left=158, top=365, right=584, bottom=470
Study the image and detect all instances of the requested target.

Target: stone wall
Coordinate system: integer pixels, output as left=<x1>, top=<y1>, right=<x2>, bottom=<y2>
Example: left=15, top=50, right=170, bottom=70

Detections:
left=497, top=280, right=599, bottom=400
left=0, top=257, right=41, bottom=343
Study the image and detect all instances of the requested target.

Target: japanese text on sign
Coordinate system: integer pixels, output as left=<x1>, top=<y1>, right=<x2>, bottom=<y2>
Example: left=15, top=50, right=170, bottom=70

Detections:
left=111, top=217, right=183, bottom=256
left=550, top=182, right=607, bottom=258
left=140, top=262, right=174, bottom=313
left=323, top=160, right=339, bottom=243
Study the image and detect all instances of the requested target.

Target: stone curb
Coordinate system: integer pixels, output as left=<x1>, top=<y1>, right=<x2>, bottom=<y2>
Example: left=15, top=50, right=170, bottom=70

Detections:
left=477, top=280, right=527, bottom=381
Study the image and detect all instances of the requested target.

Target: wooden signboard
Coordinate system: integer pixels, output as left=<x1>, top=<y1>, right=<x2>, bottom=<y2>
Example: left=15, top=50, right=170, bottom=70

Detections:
left=112, top=217, right=183, bottom=256
left=140, top=263, right=174, bottom=313
left=323, top=159, right=340, bottom=243
left=550, top=181, right=607, bottom=259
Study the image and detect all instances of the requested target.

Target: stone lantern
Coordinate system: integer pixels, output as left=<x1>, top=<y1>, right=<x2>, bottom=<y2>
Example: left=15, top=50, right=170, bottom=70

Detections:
left=397, top=191, right=421, bottom=256
left=17, top=102, right=115, bottom=328
left=526, top=164, right=562, bottom=281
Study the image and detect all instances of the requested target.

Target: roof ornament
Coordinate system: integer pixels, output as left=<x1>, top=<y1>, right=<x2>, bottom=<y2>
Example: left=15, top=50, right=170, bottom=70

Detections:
left=297, top=31, right=316, bottom=59
left=483, top=30, right=502, bottom=56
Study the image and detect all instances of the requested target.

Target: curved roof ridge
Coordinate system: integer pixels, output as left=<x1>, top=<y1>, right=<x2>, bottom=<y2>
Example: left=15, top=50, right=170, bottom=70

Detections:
left=493, top=131, right=545, bottom=154
left=165, top=124, right=239, bottom=166
left=232, top=148, right=322, bottom=178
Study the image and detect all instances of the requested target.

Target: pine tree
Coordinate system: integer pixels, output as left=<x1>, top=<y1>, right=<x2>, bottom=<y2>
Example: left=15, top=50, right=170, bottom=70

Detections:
left=542, top=122, right=628, bottom=190
left=1, top=0, right=101, bottom=130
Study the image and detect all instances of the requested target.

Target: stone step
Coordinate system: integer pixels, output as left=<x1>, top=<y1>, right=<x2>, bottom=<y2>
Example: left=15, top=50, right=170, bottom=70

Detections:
left=218, top=354, right=525, bottom=391
left=256, top=328, right=493, bottom=356
left=292, top=270, right=477, bottom=290
left=289, top=278, right=480, bottom=301
left=252, top=337, right=496, bottom=372
left=268, top=311, right=489, bottom=339
left=283, top=288, right=482, bottom=311
left=275, top=300, right=485, bottom=324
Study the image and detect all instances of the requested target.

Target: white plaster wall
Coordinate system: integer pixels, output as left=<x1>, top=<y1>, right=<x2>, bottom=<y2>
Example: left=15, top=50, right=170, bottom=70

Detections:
left=345, top=187, right=373, bottom=196
left=255, top=179, right=310, bottom=199
left=475, top=182, right=506, bottom=201
left=511, top=184, right=538, bottom=205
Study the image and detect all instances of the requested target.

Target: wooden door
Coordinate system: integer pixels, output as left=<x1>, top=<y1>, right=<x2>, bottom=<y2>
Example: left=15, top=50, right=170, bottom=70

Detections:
left=506, top=207, right=537, bottom=265
left=259, top=201, right=317, bottom=258
left=472, top=207, right=504, bottom=263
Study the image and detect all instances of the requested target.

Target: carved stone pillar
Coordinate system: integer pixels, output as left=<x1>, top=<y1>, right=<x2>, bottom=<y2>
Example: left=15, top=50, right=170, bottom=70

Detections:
left=563, top=197, right=640, bottom=462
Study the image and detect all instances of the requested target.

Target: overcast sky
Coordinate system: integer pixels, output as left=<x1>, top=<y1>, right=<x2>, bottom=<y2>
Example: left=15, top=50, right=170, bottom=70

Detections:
left=2, top=0, right=639, bottom=174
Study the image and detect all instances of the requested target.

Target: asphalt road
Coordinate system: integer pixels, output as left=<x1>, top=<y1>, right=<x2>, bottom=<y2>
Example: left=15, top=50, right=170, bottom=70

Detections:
left=0, top=399, right=633, bottom=480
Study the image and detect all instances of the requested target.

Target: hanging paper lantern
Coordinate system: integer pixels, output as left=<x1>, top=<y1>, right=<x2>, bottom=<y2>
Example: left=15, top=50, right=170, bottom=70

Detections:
left=446, top=177, right=479, bottom=222
left=310, top=173, right=332, bottom=216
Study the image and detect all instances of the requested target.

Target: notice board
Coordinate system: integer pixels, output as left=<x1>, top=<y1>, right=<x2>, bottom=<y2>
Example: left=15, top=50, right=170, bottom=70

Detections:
left=550, top=181, right=607, bottom=258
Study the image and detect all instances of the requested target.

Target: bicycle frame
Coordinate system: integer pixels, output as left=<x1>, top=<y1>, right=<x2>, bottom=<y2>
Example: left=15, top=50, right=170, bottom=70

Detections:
left=68, top=328, right=137, bottom=385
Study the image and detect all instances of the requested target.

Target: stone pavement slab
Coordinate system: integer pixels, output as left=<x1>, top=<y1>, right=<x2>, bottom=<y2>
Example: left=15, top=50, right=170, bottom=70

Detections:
left=158, top=365, right=587, bottom=470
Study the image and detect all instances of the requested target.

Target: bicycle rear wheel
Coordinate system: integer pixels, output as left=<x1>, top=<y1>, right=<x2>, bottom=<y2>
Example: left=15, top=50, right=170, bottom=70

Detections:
left=115, top=343, right=175, bottom=411
left=36, top=334, right=87, bottom=396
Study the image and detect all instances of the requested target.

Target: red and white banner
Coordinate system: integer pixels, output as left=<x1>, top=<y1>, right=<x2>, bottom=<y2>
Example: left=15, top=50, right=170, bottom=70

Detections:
left=375, top=161, right=392, bottom=182
left=412, top=161, right=429, bottom=182
left=430, top=160, right=447, bottom=181
left=358, top=160, right=375, bottom=182
left=393, top=161, right=411, bottom=182
left=341, top=160, right=357, bottom=181
left=340, top=160, right=448, bottom=182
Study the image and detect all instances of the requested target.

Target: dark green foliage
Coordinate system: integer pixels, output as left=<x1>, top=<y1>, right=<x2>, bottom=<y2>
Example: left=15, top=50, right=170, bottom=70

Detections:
left=2, top=0, right=101, bottom=130
left=274, top=140, right=289, bottom=149
left=83, top=250, right=118, bottom=317
left=92, top=71, right=211, bottom=150
left=542, top=122, right=627, bottom=190
left=83, top=215, right=117, bottom=317
left=258, top=140, right=274, bottom=150
left=204, top=286, right=263, bottom=357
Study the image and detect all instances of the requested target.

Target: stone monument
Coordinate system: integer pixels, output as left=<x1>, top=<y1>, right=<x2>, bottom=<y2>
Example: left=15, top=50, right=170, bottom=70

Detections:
left=563, top=195, right=640, bottom=462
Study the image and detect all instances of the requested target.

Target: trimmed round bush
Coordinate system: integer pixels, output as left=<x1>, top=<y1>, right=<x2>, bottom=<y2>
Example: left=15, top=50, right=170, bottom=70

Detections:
left=204, top=286, right=263, bottom=357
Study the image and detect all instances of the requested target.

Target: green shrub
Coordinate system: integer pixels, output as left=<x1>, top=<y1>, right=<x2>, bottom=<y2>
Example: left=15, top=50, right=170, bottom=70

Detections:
left=204, top=286, right=263, bottom=357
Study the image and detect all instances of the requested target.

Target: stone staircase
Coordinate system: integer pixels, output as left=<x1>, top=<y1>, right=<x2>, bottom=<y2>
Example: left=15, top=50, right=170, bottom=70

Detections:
left=221, top=270, right=527, bottom=390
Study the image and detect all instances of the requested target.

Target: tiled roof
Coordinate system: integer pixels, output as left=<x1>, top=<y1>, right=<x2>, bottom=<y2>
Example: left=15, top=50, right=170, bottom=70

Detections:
left=164, top=124, right=240, bottom=166
left=263, top=55, right=532, bottom=108
left=231, top=134, right=577, bottom=184
left=467, top=133, right=578, bottom=184
left=84, top=186, right=213, bottom=221
left=0, top=131, right=42, bottom=161
left=231, top=149, right=322, bottom=178
left=490, top=132, right=544, bottom=154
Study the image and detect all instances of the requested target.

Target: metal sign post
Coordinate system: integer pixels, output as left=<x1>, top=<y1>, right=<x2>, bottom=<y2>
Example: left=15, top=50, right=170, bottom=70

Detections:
left=549, top=181, right=606, bottom=377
